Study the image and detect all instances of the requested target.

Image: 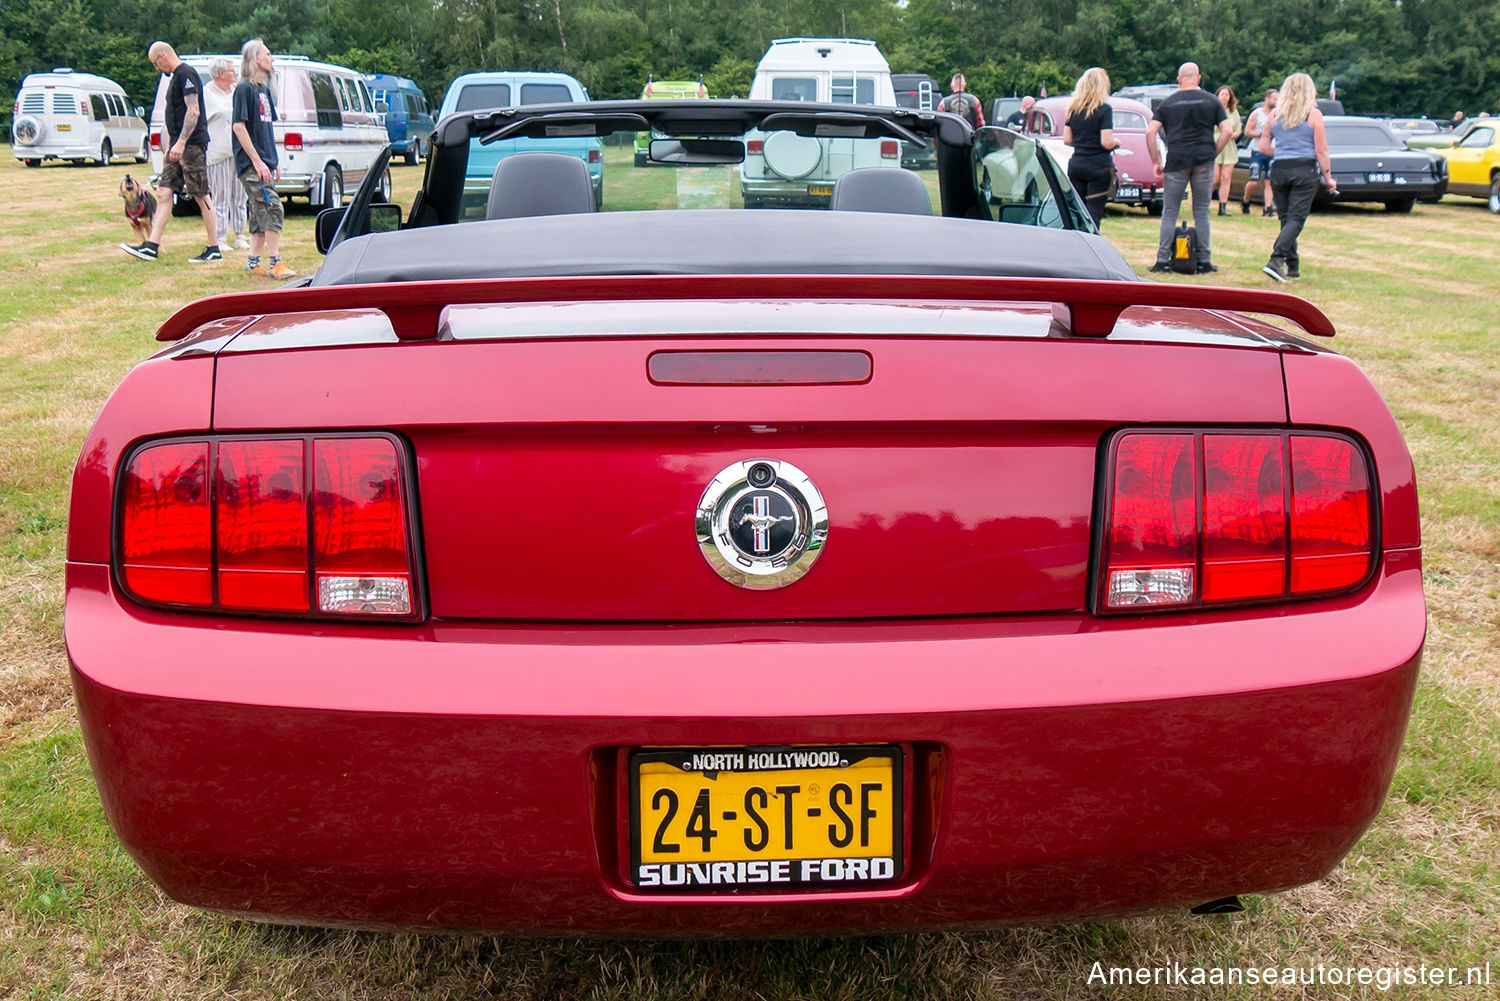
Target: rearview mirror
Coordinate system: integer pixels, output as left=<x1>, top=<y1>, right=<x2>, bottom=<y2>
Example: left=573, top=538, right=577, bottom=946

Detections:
left=650, top=138, right=746, bottom=165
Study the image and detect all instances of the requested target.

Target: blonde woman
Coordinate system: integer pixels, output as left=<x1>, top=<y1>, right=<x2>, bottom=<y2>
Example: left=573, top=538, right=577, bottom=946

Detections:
left=1258, top=72, right=1336, bottom=281
left=1213, top=85, right=1241, bottom=215
left=1062, top=67, right=1120, bottom=228
left=203, top=58, right=248, bottom=250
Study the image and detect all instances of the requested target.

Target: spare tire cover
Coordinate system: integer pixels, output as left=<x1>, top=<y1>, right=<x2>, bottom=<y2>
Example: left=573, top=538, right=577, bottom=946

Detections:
left=762, top=131, right=822, bottom=180
left=13, top=116, right=43, bottom=146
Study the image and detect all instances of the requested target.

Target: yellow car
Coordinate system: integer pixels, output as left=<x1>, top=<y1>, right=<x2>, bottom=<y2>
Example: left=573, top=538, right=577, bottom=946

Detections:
left=1438, top=119, right=1500, bottom=212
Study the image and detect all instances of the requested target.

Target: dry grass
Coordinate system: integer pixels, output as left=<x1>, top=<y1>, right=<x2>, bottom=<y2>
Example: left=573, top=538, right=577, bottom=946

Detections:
left=0, top=147, right=1496, bottom=999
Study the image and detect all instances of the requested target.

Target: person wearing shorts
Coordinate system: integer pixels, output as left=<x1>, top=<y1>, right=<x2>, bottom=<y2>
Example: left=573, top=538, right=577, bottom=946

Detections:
left=1242, top=89, right=1278, bottom=216
left=233, top=39, right=295, bottom=280
left=121, top=42, right=220, bottom=263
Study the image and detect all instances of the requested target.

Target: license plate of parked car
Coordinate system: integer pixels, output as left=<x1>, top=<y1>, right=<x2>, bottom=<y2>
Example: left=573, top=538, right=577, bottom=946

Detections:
left=1116, top=186, right=1140, bottom=199
left=807, top=184, right=834, bottom=197
left=1367, top=171, right=1393, bottom=183
left=631, top=745, right=901, bottom=890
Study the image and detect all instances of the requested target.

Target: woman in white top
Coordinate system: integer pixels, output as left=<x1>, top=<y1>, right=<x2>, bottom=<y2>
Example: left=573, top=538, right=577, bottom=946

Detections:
left=203, top=58, right=249, bottom=250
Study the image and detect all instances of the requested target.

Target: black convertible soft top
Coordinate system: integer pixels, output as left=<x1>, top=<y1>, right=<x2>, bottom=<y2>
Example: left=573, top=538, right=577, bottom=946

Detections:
left=311, top=210, right=1138, bottom=287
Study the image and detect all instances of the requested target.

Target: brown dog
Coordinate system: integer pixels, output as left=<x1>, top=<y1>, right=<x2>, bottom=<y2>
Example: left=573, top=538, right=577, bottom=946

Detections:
left=120, top=174, right=157, bottom=244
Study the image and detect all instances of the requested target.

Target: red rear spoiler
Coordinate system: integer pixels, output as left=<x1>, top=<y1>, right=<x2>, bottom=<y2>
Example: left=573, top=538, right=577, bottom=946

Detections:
left=156, top=274, right=1335, bottom=342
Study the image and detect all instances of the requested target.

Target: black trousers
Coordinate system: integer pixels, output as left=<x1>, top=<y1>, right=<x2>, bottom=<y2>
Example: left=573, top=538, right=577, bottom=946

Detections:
left=1268, top=159, right=1322, bottom=270
left=1068, top=160, right=1113, bottom=228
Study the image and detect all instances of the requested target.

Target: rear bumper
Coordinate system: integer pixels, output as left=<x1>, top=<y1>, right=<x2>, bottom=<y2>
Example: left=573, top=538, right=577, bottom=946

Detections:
left=67, top=553, right=1424, bottom=935
left=739, top=177, right=834, bottom=207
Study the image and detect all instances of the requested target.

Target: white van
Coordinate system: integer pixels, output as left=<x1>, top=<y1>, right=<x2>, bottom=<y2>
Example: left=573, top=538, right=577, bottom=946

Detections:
left=739, top=38, right=900, bottom=208
left=10, top=69, right=149, bottom=167
left=150, top=55, right=389, bottom=210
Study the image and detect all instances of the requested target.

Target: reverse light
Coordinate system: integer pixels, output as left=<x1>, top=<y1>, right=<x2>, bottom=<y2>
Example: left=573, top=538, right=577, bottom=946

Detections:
left=118, top=434, right=419, bottom=619
left=283, top=131, right=304, bottom=151
left=880, top=140, right=899, bottom=158
left=1098, top=430, right=1374, bottom=612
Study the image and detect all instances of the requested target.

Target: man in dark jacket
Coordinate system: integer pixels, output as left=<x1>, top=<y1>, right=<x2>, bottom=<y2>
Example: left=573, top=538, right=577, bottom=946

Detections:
left=1145, top=62, right=1233, bottom=274
left=940, top=74, right=985, bottom=130
left=121, top=41, right=220, bottom=263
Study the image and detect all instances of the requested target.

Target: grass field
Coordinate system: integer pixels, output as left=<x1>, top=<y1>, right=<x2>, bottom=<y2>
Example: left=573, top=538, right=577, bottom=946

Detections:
left=1, top=144, right=1496, bottom=999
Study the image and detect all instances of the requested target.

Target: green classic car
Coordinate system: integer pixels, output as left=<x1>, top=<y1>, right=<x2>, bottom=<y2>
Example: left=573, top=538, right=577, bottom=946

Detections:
left=1404, top=119, right=1480, bottom=150
left=634, top=78, right=708, bottom=166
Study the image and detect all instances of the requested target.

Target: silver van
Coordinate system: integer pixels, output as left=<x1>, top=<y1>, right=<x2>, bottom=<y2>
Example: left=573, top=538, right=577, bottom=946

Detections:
left=151, top=55, right=389, bottom=210
left=11, top=69, right=149, bottom=166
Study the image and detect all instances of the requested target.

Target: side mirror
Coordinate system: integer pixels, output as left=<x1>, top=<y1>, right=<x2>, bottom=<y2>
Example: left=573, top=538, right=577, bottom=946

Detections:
left=134, top=105, right=145, bottom=118
left=316, top=202, right=403, bottom=254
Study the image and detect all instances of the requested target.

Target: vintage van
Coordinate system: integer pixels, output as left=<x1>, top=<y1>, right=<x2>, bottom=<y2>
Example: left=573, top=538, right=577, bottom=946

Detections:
left=633, top=78, right=709, bottom=166
left=367, top=73, right=434, bottom=165
left=11, top=69, right=148, bottom=166
left=437, top=71, right=603, bottom=212
left=739, top=38, right=901, bottom=208
left=150, top=55, right=389, bottom=210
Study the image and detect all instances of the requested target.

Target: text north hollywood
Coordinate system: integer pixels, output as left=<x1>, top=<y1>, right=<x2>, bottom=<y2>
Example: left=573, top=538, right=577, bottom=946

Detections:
left=637, top=856, right=897, bottom=887
left=682, top=749, right=853, bottom=772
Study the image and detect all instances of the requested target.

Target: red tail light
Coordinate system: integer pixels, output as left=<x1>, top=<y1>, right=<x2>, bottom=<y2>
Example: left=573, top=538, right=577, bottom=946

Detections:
left=283, top=131, right=303, bottom=151
left=1098, top=430, right=1373, bottom=612
left=880, top=140, right=899, bottom=158
left=150, top=131, right=161, bottom=150
left=79, top=100, right=88, bottom=115
left=118, top=435, right=419, bottom=619
left=587, top=148, right=601, bottom=164
left=748, top=139, right=764, bottom=155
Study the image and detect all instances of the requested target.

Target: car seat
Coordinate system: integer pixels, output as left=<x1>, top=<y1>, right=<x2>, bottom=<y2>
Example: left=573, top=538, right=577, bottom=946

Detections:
left=829, top=167, right=933, bottom=215
left=486, top=152, right=596, bottom=219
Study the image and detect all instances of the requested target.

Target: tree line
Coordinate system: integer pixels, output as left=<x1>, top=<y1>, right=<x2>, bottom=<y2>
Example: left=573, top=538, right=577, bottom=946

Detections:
left=3, top=0, right=1497, bottom=129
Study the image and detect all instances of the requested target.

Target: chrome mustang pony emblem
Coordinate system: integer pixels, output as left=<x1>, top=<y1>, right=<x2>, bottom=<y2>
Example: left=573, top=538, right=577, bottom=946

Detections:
left=696, top=459, right=828, bottom=589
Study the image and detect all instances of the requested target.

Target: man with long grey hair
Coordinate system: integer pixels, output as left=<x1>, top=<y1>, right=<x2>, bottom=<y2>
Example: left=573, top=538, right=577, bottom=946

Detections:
left=232, top=38, right=294, bottom=278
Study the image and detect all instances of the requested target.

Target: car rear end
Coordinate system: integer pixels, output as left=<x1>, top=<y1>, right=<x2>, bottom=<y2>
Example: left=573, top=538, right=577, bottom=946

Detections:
left=11, top=83, right=94, bottom=162
left=67, top=278, right=1423, bottom=935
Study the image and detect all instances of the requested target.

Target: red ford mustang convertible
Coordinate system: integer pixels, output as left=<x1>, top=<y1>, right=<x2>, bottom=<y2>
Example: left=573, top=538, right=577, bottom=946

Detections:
left=66, top=101, right=1424, bottom=935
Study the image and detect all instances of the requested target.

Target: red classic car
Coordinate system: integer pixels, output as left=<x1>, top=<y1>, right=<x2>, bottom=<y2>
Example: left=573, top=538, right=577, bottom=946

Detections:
left=1010, top=95, right=1165, bottom=214
left=66, top=100, right=1424, bottom=935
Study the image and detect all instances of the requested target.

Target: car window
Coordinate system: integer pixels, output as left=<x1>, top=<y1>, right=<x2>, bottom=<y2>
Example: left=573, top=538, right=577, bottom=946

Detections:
left=1458, top=127, right=1495, bottom=149
left=831, top=76, right=876, bottom=105
left=406, top=94, right=420, bottom=116
left=1111, top=110, right=1147, bottom=130
left=89, top=94, right=108, bottom=121
left=772, top=78, right=818, bottom=102
left=974, top=127, right=1066, bottom=227
left=1323, top=123, right=1395, bottom=148
left=519, top=83, right=574, bottom=105
left=355, top=79, right=375, bottom=113
left=456, top=83, right=511, bottom=112
left=309, top=72, right=343, bottom=128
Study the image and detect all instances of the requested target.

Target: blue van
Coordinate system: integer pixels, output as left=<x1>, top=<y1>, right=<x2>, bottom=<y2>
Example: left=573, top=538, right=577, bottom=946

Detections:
left=437, top=71, right=602, bottom=210
left=367, top=74, right=434, bottom=165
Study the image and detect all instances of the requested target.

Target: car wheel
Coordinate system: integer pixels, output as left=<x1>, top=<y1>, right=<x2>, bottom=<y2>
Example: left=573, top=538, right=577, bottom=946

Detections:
left=1489, top=175, right=1500, bottom=214
left=634, top=151, right=648, bottom=168
left=321, top=165, right=344, bottom=211
left=379, top=168, right=392, bottom=203
left=1383, top=197, right=1415, bottom=214
left=1146, top=202, right=1164, bottom=217
left=99, top=139, right=112, bottom=167
left=137, top=137, right=150, bottom=162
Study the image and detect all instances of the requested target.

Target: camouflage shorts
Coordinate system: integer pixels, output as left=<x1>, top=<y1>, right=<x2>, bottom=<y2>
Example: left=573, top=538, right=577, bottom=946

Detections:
left=159, top=143, right=208, bottom=198
left=240, top=168, right=286, bottom=234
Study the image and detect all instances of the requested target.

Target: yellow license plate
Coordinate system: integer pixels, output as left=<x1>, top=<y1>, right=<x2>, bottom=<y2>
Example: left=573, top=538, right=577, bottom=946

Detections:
left=57, top=123, right=71, bottom=132
left=631, top=745, right=901, bottom=890
left=807, top=184, right=834, bottom=196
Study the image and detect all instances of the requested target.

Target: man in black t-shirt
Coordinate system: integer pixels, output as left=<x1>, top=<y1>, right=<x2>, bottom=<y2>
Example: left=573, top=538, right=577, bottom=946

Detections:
left=1004, top=96, right=1036, bottom=130
left=1144, top=62, right=1233, bottom=274
left=232, top=39, right=295, bottom=279
left=121, top=41, right=220, bottom=264
left=939, top=74, right=985, bottom=130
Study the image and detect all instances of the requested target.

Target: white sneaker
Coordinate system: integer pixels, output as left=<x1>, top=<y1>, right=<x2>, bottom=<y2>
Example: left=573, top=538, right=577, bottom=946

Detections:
left=234, top=236, right=250, bottom=250
left=218, top=242, right=234, bottom=253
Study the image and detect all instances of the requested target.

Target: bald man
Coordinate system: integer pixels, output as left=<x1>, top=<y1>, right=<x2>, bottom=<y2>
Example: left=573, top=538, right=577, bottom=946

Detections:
left=1145, top=62, right=1232, bottom=274
left=122, top=41, right=220, bottom=263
